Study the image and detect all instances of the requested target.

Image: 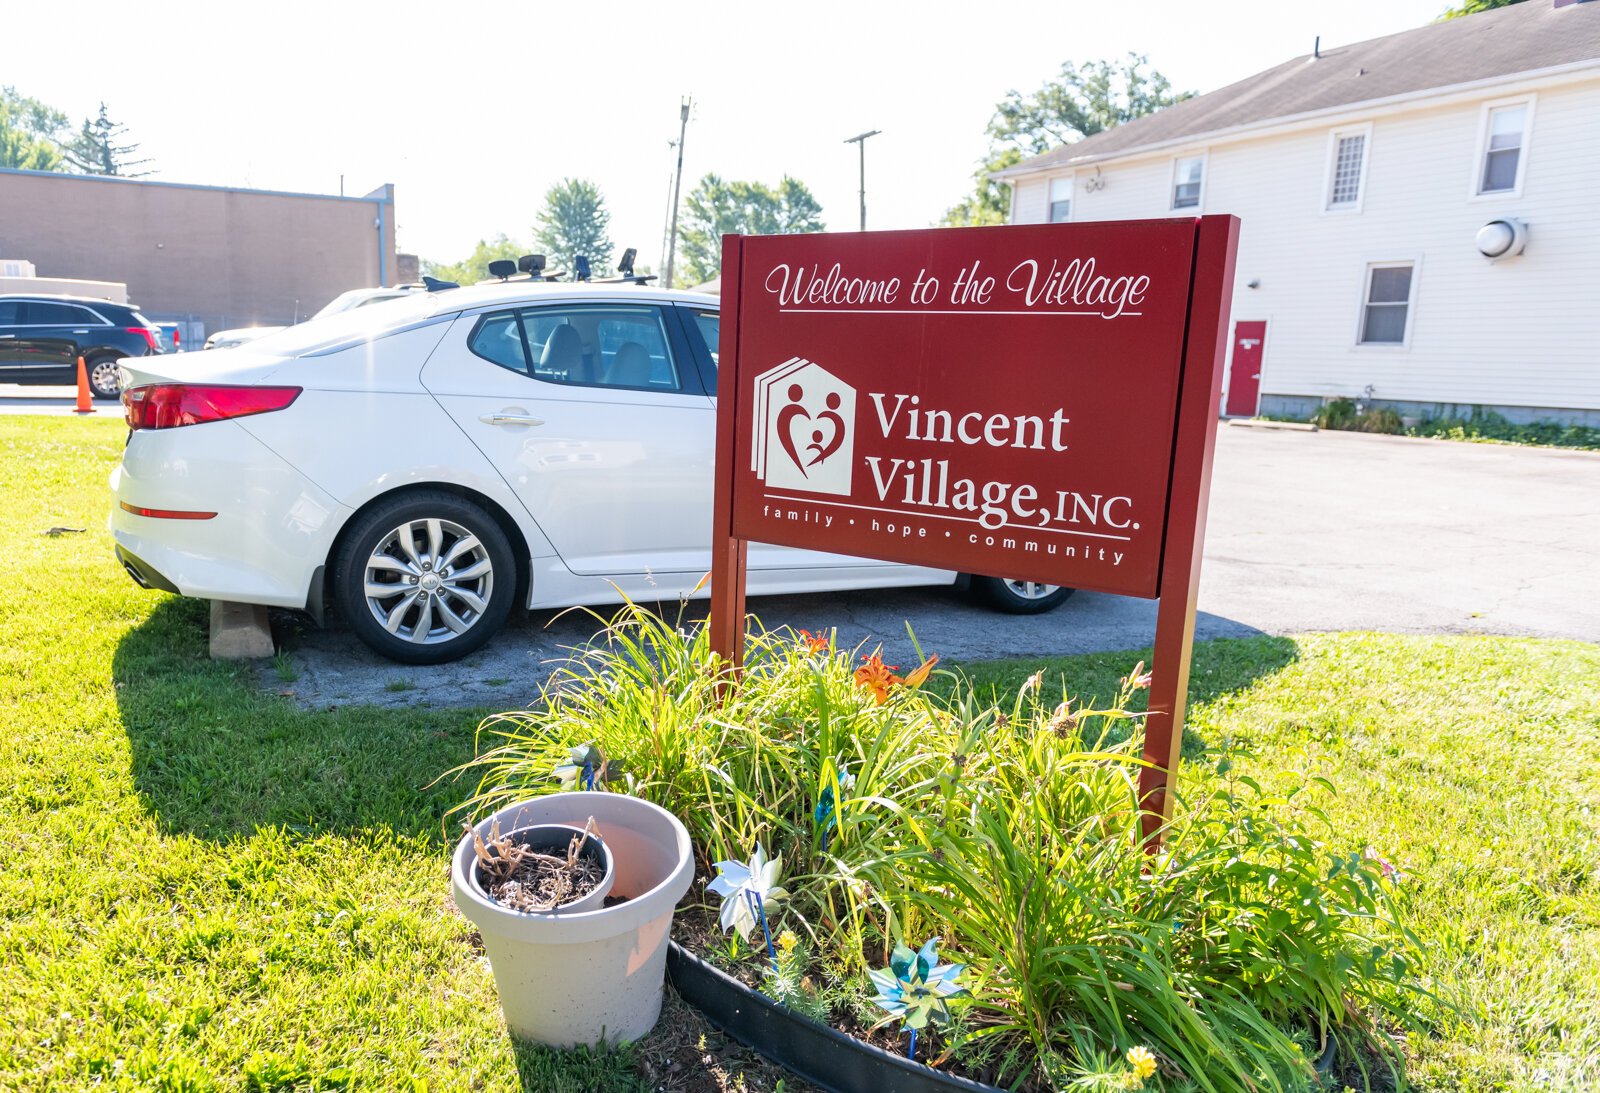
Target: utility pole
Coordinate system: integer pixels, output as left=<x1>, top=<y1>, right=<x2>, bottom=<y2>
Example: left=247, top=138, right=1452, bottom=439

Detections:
left=844, top=130, right=881, bottom=231
left=663, top=97, right=692, bottom=289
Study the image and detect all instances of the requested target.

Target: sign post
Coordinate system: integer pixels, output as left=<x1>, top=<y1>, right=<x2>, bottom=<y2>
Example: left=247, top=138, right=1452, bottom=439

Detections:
left=711, top=217, right=1239, bottom=845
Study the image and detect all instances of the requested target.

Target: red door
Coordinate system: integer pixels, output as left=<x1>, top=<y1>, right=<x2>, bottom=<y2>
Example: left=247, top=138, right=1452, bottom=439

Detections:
left=1226, top=321, right=1265, bottom=416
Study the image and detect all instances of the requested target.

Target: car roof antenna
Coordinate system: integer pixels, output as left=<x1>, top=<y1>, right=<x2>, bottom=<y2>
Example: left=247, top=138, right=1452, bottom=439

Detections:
left=421, top=275, right=459, bottom=292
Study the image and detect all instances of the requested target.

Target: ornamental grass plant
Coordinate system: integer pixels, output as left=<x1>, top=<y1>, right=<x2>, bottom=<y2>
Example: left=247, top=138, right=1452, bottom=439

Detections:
left=452, top=603, right=1432, bottom=1092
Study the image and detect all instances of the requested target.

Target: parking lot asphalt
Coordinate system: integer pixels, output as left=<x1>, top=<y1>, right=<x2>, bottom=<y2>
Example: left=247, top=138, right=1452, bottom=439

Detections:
left=0, top=385, right=102, bottom=415
left=263, top=425, right=1600, bottom=710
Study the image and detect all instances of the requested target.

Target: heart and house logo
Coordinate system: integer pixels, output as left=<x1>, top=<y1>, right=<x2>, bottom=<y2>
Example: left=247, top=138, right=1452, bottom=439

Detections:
left=751, top=357, right=856, bottom=496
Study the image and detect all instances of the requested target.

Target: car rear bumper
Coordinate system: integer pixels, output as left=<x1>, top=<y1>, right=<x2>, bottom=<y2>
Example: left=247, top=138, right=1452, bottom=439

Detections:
left=109, top=421, right=346, bottom=608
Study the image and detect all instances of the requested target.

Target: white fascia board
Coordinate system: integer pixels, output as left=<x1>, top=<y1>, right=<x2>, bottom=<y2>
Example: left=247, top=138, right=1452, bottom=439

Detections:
left=991, top=58, right=1600, bottom=183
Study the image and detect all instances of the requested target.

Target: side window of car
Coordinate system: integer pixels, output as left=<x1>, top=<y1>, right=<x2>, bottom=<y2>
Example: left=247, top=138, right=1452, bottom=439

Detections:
left=520, top=306, right=683, bottom=392
left=28, top=302, right=86, bottom=325
left=0, top=301, right=19, bottom=325
left=467, top=312, right=530, bottom=375
left=689, top=310, right=718, bottom=376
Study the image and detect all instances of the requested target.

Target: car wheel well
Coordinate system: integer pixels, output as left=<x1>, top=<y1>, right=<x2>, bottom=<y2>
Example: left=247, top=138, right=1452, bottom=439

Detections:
left=325, top=484, right=531, bottom=614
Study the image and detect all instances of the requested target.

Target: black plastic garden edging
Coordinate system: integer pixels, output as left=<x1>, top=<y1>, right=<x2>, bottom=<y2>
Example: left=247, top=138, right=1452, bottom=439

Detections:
left=666, top=942, right=1006, bottom=1093
left=667, top=942, right=1340, bottom=1093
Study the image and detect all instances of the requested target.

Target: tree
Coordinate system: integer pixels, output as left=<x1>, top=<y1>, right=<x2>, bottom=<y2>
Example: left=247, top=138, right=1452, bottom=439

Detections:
left=534, top=178, right=614, bottom=277
left=677, top=174, right=825, bottom=286
left=61, top=102, right=151, bottom=177
left=942, top=54, right=1192, bottom=226
left=423, top=234, right=527, bottom=286
left=1438, top=0, right=1524, bottom=18
left=0, top=86, right=70, bottom=172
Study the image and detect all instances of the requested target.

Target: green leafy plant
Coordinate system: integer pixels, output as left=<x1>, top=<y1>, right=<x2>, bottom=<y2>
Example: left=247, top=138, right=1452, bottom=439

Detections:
left=451, top=603, right=1434, bottom=1091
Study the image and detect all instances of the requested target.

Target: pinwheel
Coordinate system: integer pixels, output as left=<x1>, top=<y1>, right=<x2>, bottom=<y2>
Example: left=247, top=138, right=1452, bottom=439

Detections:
left=868, top=937, right=967, bottom=1060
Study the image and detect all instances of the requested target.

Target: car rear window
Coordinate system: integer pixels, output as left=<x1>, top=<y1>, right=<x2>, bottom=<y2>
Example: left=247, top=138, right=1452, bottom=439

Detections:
left=238, top=293, right=442, bottom=356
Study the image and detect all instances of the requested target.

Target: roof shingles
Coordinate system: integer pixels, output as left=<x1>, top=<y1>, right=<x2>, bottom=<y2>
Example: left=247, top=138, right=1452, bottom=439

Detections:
left=1001, top=2, right=1600, bottom=175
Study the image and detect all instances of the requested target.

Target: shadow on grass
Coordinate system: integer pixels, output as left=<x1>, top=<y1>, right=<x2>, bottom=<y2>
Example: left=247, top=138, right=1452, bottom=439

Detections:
left=112, top=597, right=489, bottom=844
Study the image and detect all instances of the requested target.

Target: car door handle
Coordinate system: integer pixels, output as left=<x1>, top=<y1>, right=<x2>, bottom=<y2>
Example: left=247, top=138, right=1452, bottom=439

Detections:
left=0, top=334, right=13, bottom=339
left=479, top=412, right=545, bottom=427
left=73, top=329, right=89, bottom=334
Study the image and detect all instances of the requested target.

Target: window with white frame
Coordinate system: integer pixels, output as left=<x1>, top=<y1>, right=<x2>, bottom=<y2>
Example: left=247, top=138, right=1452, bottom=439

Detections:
left=1172, top=155, right=1203, bottom=209
left=1048, top=177, right=1072, bottom=222
left=1478, top=102, right=1529, bottom=194
left=1359, top=263, right=1414, bottom=345
left=1327, top=129, right=1367, bottom=209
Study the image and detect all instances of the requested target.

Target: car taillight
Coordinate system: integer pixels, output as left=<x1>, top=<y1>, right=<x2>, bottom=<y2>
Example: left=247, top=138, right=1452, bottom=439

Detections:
left=124, top=384, right=302, bottom=430
left=127, top=326, right=160, bottom=352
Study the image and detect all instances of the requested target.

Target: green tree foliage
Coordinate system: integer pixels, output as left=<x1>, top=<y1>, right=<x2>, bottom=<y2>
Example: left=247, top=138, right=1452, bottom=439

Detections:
left=0, top=86, right=70, bottom=172
left=677, top=174, right=825, bottom=286
left=942, top=54, right=1192, bottom=227
left=61, top=102, right=151, bottom=177
left=422, top=234, right=527, bottom=286
left=1439, top=0, right=1524, bottom=17
left=534, top=178, right=615, bottom=278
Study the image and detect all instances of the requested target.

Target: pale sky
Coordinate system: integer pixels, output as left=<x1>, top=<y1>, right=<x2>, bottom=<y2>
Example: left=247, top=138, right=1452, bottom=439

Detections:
left=10, top=0, right=1447, bottom=273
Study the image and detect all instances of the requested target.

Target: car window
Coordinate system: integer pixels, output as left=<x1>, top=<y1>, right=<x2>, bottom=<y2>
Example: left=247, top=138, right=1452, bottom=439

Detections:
left=518, top=305, right=682, bottom=392
left=690, top=311, right=718, bottom=372
left=0, top=301, right=19, bottom=325
left=27, top=302, right=96, bottom=325
left=467, top=312, right=528, bottom=374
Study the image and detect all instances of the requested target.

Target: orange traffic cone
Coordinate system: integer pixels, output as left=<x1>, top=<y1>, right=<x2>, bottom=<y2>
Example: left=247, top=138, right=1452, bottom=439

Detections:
left=74, top=356, right=95, bottom=415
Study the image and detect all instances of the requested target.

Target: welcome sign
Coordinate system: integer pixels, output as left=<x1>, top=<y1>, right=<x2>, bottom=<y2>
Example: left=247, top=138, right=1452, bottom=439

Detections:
left=711, top=217, right=1240, bottom=840
left=723, top=219, right=1208, bottom=598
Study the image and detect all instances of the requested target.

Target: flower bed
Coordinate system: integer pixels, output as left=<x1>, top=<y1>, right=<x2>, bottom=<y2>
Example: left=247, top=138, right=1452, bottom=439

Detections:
left=452, top=605, right=1427, bottom=1092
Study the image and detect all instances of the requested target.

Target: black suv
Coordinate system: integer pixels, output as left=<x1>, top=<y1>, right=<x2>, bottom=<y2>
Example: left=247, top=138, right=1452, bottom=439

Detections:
left=0, top=295, right=163, bottom=400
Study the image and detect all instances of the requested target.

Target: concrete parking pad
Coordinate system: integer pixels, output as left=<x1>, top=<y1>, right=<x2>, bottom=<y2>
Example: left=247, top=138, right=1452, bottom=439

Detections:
left=257, top=427, right=1599, bottom=708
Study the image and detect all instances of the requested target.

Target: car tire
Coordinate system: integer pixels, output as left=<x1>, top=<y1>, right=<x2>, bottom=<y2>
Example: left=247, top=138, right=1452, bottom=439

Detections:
left=333, top=491, right=517, bottom=665
left=972, top=576, right=1075, bottom=615
left=87, top=355, right=123, bottom=400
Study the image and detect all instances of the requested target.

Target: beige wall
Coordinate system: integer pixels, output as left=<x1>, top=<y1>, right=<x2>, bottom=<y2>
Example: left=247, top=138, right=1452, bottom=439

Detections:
left=0, top=169, right=396, bottom=335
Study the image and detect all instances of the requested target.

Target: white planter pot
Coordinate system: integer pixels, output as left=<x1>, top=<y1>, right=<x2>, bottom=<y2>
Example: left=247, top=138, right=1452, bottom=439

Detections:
left=451, top=792, right=695, bottom=1047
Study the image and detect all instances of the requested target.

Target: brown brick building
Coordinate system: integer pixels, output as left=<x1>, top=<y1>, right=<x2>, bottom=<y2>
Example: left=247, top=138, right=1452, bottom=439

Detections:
left=0, top=167, right=398, bottom=341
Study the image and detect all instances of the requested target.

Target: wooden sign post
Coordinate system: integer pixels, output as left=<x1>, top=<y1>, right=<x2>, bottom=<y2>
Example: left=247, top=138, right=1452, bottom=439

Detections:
left=711, top=217, right=1240, bottom=845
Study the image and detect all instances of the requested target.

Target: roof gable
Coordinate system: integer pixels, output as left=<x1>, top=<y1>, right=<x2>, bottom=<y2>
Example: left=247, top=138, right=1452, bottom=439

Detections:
left=1003, top=2, right=1600, bottom=174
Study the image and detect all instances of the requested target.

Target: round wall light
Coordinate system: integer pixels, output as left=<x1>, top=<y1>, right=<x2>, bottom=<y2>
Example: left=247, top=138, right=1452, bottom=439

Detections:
left=1476, top=218, right=1528, bottom=261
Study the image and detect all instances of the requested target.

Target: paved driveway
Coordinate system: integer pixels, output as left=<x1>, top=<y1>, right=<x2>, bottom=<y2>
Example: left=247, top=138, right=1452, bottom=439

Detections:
left=262, top=425, right=1600, bottom=708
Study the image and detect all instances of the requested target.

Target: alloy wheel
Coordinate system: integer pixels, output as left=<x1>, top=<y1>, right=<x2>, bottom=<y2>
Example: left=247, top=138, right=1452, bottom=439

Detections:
left=362, top=517, right=495, bottom=645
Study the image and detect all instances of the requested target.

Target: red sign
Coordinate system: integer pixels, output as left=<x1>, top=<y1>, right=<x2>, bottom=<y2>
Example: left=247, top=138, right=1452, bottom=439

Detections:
left=712, top=217, right=1241, bottom=844
left=725, top=219, right=1202, bottom=599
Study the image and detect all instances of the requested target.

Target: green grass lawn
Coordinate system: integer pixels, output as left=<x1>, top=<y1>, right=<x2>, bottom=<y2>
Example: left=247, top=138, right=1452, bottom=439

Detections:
left=2, top=415, right=1596, bottom=1091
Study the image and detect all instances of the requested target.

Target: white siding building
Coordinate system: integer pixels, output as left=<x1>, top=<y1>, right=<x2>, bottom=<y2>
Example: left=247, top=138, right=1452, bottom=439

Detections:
left=996, top=0, right=1600, bottom=424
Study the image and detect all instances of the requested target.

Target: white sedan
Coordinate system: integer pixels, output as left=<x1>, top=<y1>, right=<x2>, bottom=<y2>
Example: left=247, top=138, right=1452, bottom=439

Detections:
left=111, top=282, right=1067, bottom=664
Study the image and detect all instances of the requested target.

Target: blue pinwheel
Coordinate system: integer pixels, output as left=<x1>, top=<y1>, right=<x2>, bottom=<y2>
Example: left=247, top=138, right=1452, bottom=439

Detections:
left=813, top=764, right=856, bottom=849
left=552, top=742, right=619, bottom=791
left=707, top=845, right=788, bottom=971
left=868, top=938, right=967, bottom=1060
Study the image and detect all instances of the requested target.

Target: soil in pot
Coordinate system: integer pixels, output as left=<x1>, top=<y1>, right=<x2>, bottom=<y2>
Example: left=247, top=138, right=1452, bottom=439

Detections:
left=468, top=819, right=610, bottom=913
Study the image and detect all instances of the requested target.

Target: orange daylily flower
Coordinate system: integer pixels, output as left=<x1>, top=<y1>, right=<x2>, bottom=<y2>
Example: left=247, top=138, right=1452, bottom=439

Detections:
left=902, top=653, right=940, bottom=690
left=798, top=629, right=830, bottom=654
left=853, top=653, right=903, bottom=705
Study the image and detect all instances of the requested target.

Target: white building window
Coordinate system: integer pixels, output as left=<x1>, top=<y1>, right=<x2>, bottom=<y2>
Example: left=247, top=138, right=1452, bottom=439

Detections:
left=1171, top=155, right=1204, bottom=209
left=1325, top=126, right=1370, bottom=210
left=1048, top=177, right=1073, bottom=222
left=1359, top=263, right=1415, bottom=346
left=1477, top=101, right=1530, bottom=195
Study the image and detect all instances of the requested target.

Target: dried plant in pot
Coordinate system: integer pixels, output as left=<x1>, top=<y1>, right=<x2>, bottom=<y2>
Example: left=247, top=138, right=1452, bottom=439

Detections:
left=467, top=820, right=614, bottom=914
left=450, top=791, right=694, bottom=1049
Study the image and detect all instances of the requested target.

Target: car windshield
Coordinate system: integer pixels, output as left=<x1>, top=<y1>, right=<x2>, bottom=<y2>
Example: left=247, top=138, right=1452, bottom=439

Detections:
left=239, top=293, right=442, bottom=357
